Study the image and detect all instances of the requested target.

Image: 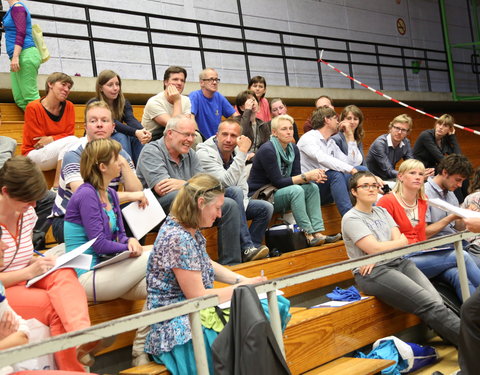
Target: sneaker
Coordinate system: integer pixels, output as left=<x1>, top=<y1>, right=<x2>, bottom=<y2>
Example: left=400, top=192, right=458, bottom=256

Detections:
left=242, top=245, right=269, bottom=262
left=132, top=352, right=151, bottom=367
left=324, top=233, right=342, bottom=244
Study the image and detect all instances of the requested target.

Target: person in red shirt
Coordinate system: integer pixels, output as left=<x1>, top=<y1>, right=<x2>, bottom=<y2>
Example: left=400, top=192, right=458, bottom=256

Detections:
left=22, top=72, right=79, bottom=188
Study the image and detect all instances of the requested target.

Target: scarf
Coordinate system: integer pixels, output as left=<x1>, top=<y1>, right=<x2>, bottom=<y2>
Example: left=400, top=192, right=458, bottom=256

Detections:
left=270, top=136, right=295, bottom=177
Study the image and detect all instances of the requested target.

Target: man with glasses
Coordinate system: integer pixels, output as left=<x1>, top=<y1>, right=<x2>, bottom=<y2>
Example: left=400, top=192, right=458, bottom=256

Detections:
left=366, top=114, right=414, bottom=183
left=297, top=106, right=365, bottom=216
left=136, top=115, right=263, bottom=265
left=189, top=68, right=235, bottom=139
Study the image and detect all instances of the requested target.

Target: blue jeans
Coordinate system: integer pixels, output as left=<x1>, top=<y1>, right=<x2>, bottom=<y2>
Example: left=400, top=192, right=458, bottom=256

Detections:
left=409, top=249, right=480, bottom=301
left=246, top=199, right=274, bottom=248
left=355, top=258, right=460, bottom=346
left=157, top=188, right=242, bottom=266
left=111, top=131, right=144, bottom=166
left=223, top=187, right=255, bottom=251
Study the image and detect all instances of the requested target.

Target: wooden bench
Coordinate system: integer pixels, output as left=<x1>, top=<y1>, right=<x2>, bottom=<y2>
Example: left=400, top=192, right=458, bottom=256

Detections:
left=302, top=357, right=396, bottom=375
left=90, top=239, right=350, bottom=356
left=2, top=102, right=479, bottom=167
left=119, top=296, right=420, bottom=375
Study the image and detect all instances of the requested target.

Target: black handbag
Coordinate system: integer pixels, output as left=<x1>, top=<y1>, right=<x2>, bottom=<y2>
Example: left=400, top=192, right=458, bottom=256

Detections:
left=265, top=223, right=308, bottom=253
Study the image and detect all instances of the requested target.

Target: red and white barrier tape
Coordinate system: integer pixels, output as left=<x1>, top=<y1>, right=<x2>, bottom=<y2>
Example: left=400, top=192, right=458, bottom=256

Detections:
left=317, top=50, right=480, bottom=136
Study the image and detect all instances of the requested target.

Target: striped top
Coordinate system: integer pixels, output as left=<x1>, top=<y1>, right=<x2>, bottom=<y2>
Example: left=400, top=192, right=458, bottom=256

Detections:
left=1, top=207, right=37, bottom=273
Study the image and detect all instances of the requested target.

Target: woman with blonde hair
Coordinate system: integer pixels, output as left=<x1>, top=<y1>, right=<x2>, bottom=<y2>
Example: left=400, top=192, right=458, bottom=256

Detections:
left=145, top=173, right=274, bottom=373
left=413, top=114, right=461, bottom=169
left=377, top=159, right=480, bottom=301
left=91, top=70, right=151, bottom=164
left=248, top=114, right=341, bottom=246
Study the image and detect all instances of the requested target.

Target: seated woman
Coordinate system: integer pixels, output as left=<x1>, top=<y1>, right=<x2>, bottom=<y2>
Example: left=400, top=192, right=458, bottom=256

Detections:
left=0, top=156, right=100, bottom=371
left=145, top=173, right=275, bottom=374
left=22, top=72, right=79, bottom=188
left=462, top=167, right=480, bottom=265
left=331, top=105, right=366, bottom=166
left=64, top=138, right=150, bottom=365
left=342, top=170, right=460, bottom=346
left=377, top=159, right=480, bottom=301
left=91, top=70, right=152, bottom=165
left=234, top=90, right=270, bottom=158
left=64, top=138, right=149, bottom=301
left=248, top=114, right=341, bottom=246
left=413, top=114, right=464, bottom=201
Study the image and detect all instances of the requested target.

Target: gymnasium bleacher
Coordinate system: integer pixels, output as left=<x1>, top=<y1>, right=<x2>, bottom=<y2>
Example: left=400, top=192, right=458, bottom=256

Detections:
left=2, top=97, right=479, bottom=373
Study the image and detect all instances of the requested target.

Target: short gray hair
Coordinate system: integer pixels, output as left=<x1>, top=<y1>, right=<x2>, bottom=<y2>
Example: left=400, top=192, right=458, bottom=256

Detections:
left=199, top=68, right=216, bottom=80
left=165, top=115, right=191, bottom=132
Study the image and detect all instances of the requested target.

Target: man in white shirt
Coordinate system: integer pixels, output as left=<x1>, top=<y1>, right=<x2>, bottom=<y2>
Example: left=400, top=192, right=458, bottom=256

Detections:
left=297, top=106, right=363, bottom=216
left=142, top=66, right=192, bottom=141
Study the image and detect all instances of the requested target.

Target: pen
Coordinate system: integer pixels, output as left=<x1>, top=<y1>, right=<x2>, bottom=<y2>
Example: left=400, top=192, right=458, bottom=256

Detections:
left=33, top=250, right=45, bottom=257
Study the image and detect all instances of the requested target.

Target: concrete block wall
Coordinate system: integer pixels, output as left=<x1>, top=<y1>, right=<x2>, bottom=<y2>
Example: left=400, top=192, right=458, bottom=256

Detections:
left=0, top=0, right=477, bottom=94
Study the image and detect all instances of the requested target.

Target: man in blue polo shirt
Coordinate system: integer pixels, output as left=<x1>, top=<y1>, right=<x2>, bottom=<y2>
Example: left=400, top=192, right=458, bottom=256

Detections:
left=189, top=68, right=235, bottom=139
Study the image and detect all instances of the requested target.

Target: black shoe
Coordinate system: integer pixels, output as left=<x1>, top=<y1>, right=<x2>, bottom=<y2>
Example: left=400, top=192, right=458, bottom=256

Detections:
left=269, top=248, right=282, bottom=257
left=242, top=245, right=269, bottom=262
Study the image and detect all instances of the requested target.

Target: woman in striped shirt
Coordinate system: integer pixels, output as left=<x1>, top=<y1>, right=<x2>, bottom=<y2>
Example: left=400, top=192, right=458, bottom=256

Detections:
left=0, top=156, right=102, bottom=371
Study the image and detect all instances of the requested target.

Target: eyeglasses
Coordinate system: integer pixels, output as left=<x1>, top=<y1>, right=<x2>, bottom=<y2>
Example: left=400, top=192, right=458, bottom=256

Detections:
left=391, top=125, right=409, bottom=134
left=171, top=129, right=197, bottom=139
left=202, top=78, right=221, bottom=83
left=356, top=183, right=381, bottom=191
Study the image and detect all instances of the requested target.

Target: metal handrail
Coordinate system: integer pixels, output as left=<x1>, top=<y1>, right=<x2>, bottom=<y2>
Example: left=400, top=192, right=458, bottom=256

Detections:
left=0, top=231, right=472, bottom=373
left=1, top=0, right=471, bottom=92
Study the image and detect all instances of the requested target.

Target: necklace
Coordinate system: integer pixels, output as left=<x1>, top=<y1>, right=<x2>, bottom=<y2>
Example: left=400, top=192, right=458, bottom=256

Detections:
left=396, top=192, right=418, bottom=209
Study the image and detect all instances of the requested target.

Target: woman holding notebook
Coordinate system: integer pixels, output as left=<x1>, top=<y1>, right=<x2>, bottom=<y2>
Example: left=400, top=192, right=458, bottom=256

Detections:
left=0, top=156, right=100, bottom=370
left=64, top=138, right=150, bottom=302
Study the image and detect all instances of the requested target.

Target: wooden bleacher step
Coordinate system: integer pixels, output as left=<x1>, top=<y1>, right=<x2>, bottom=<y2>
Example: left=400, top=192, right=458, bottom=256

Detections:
left=119, top=296, right=420, bottom=375
left=301, top=357, right=396, bottom=375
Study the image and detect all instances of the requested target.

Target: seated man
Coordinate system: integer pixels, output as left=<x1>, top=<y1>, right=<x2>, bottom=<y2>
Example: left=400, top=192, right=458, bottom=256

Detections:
left=297, top=106, right=363, bottom=216
left=136, top=115, right=267, bottom=265
left=270, top=98, right=299, bottom=142
left=196, top=119, right=272, bottom=259
left=425, top=154, right=474, bottom=245
left=366, top=114, right=415, bottom=183
left=303, top=95, right=335, bottom=134
left=189, top=68, right=235, bottom=139
left=50, top=101, right=145, bottom=243
left=142, top=66, right=193, bottom=142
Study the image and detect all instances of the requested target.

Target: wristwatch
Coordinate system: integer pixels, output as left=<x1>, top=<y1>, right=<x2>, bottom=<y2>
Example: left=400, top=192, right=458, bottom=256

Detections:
left=301, top=173, right=308, bottom=182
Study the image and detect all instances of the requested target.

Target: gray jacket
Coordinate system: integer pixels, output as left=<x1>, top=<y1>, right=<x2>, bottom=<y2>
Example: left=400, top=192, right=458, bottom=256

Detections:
left=196, top=136, right=249, bottom=207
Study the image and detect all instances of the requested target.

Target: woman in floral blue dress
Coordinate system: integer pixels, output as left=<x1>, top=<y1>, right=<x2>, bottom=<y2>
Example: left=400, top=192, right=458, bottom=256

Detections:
left=145, top=174, right=267, bottom=374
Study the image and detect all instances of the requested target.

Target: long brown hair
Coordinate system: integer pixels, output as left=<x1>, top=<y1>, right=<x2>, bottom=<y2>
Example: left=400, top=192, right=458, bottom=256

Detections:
left=95, top=70, right=125, bottom=121
left=340, top=105, right=365, bottom=142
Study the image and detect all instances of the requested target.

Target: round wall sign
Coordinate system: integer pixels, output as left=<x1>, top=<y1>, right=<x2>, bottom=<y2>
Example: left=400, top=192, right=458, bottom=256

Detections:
left=397, top=18, right=406, bottom=35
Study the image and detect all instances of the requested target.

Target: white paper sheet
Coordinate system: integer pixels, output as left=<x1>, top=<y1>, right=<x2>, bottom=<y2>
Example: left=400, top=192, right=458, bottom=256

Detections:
left=27, top=238, right=96, bottom=287
left=121, top=189, right=166, bottom=239
left=428, top=198, right=480, bottom=218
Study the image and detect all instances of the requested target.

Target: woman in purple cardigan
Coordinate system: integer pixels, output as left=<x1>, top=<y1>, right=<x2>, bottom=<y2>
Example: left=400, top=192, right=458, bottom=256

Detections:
left=64, top=138, right=150, bottom=303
